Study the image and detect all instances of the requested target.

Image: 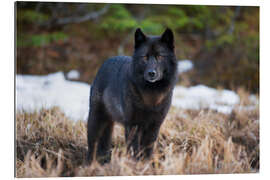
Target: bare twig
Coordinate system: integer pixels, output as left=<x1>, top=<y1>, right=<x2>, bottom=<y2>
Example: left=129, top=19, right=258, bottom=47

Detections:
left=228, top=7, right=241, bottom=35
left=42, top=148, right=68, bottom=161
left=45, top=4, right=111, bottom=26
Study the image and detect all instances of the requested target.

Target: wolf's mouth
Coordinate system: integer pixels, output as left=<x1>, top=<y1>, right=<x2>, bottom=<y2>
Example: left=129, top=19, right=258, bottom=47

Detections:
left=147, top=79, right=158, bottom=83
left=145, top=76, right=161, bottom=83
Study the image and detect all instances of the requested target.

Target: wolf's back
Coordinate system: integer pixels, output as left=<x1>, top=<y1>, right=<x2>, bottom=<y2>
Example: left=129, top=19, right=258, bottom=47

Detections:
left=91, top=56, right=132, bottom=94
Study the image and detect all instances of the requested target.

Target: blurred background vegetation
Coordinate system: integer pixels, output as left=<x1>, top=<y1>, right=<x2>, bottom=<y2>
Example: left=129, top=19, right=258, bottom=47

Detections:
left=16, top=2, right=259, bottom=93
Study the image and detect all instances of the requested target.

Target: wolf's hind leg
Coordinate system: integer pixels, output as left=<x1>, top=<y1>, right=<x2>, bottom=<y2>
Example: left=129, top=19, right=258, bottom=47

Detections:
left=86, top=105, right=108, bottom=165
left=96, top=120, right=114, bottom=164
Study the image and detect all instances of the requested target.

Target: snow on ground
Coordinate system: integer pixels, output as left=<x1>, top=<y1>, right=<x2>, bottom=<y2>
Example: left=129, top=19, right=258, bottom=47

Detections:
left=66, top=70, right=80, bottom=80
left=16, top=72, right=257, bottom=121
left=16, top=72, right=90, bottom=121
left=177, top=60, right=193, bottom=74
left=172, top=85, right=240, bottom=114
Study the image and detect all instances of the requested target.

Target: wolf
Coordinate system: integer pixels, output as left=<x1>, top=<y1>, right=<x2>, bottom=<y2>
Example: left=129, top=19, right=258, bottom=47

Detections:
left=87, top=28, right=177, bottom=165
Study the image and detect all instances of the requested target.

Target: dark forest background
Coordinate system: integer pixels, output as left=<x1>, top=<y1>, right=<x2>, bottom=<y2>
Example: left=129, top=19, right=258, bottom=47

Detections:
left=16, top=2, right=259, bottom=93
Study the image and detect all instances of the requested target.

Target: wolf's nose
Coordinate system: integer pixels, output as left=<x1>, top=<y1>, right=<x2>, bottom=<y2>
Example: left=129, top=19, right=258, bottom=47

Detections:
left=148, top=70, right=156, bottom=78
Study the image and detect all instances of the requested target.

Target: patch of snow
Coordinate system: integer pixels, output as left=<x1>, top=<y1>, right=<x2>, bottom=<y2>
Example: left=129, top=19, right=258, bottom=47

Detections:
left=16, top=72, right=90, bottom=121
left=172, top=85, right=240, bottom=114
left=66, top=70, right=80, bottom=80
left=249, top=94, right=259, bottom=105
left=177, top=60, right=193, bottom=74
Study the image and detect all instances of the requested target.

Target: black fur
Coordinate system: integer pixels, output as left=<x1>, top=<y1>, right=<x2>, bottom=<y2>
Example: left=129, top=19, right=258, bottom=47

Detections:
left=87, top=28, right=177, bottom=165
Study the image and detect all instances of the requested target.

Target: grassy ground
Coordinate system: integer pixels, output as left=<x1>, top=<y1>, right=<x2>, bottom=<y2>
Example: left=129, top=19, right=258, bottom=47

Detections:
left=16, top=93, right=259, bottom=177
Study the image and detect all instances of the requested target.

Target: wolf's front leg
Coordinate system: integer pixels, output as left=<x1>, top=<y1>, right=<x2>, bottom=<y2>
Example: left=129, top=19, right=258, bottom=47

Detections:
left=140, top=121, right=162, bottom=159
left=125, top=125, right=143, bottom=159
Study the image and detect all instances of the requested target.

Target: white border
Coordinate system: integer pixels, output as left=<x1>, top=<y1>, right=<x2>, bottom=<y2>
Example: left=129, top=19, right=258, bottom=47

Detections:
left=1, top=0, right=268, bottom=180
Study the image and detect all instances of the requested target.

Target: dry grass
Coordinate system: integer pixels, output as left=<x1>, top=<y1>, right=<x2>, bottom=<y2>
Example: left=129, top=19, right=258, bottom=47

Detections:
left=16, top=94, right=259, bottom=177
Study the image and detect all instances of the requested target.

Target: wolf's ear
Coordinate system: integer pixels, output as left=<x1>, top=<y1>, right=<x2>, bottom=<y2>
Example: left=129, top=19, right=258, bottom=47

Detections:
left=135, top=28, right=147, bottom=48
left=161, top=28, right=174, bottom=50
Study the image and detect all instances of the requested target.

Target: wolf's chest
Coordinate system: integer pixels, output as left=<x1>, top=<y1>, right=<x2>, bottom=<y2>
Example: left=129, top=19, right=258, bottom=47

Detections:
left=141, top=92, right=167, bottom=107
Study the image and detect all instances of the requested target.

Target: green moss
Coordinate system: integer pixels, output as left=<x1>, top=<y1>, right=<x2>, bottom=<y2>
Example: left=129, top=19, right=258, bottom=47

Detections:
left=101, top=4, right=138, bottom=32
left=17, top=10, right=49, bottom=24
left=139, top=19, right=164, bottom=35
left=17, top=32, right=68, bottom=47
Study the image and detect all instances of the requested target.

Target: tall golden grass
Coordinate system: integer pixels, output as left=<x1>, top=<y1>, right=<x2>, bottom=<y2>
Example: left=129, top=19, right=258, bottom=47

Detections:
left=16, top=92, right=259, bottom=177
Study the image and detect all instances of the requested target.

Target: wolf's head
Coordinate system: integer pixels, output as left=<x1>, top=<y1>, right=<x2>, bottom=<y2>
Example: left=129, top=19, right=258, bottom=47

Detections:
left=132, top=28, right=177, bottom=87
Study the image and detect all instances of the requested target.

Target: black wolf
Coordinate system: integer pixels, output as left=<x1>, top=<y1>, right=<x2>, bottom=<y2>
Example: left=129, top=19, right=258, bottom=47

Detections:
left=87, top=28, right=177, bottom=164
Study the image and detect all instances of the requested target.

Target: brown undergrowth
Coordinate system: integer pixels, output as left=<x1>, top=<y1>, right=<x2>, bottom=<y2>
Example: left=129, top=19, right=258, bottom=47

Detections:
left=16, top=96, right=259, bottom=177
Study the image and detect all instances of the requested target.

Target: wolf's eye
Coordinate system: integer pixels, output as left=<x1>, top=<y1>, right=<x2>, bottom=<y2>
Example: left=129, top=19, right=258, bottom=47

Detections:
left=142, top=56, right=148, bottom=61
